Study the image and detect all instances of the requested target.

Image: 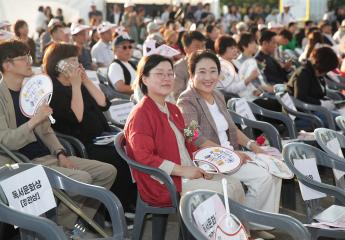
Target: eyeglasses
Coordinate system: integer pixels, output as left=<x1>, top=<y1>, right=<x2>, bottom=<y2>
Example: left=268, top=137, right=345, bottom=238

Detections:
left=6, top=54, right=33, bottom=65
left=150, top=72, right=174, bottom=79
left=118, top=45, right=133, bottom=50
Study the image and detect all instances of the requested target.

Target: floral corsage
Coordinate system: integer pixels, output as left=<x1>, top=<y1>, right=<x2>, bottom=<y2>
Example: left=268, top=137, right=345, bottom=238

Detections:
left=184, top=120, right=201, bottom=142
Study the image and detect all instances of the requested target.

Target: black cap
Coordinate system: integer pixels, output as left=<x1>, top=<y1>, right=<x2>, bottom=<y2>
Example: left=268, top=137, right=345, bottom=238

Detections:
left=114, top=35, right=135, bottom=46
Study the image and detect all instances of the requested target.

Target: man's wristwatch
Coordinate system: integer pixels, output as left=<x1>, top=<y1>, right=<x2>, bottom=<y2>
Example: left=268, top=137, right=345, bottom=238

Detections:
left=55, top=149, right=67, bottom=159
left=246, top=140, right=255, bottom=150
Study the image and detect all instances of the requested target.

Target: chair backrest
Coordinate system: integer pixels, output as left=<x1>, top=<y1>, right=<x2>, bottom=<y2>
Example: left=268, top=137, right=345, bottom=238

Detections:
left=104, top=99, right=134, bottom=129
left=228, top=110, right=282, bottom=151
left=283, top=143, right=345, bottom=222
left=0, top=164, right=67, bottom=240
left=293, top=97, right=336, bottom=130
left=0, top=163, right=128, bottom=240
left=314, top=128, right=345, bottom=153
left=114, top=132, right=179, bottom=209
left=180, top=190, right=311, bottom=240
left=228, top=98, right=297, bottom=139
left=335, top=115, right=345, bottom=132
left=314, top=128, right=345, bottom=188
left=96, top=70, right=131, bottom=100
left=275, top=92, right=324, bottom=130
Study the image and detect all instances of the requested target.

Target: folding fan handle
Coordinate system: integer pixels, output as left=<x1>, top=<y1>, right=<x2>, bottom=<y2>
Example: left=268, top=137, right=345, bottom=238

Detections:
left=222, top=178, right=232, bottom=228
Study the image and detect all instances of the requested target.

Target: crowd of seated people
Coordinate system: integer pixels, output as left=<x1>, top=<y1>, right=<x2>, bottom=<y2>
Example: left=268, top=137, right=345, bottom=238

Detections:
left=2, top=2, right=345, bottom=239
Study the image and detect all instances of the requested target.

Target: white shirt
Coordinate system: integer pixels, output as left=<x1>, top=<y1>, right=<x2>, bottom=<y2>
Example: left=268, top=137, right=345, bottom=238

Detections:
left=91, top=40, right=114, bottom=67
left=206, top=101, right=232, bottom=149
left=108, top=60, right=136, bottom=87
left=218, top=56, right=256, bottom=100
left=238, top=58, right=261, bottom=102
left=277, top=12, right=296, bottom=26
left=35, top=11, right=47, bottom=31
left=113, top=12, right=121, bottom=25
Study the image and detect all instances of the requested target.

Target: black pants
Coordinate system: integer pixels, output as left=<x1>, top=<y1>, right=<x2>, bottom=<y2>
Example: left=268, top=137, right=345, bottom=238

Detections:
left=253, top=98, right=282, bottom=112
left=86, top=144, right=137, bottom=212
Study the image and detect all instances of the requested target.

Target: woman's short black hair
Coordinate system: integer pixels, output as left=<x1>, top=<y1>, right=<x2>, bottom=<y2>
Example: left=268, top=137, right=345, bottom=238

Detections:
left=0, top=40, right=29, bottom=72
left=134, top=54, right=173, bottom=95
left=42, top=43, right=79, bottom=79
left=188, top=50, right=221, bottom=76
left=311, top=46, right=339, bottom=74
left=14, top=20, right=27, bottom=37
left=238, top=33, right=256, bottom=52
left=214, top=35, right=237, bottom=55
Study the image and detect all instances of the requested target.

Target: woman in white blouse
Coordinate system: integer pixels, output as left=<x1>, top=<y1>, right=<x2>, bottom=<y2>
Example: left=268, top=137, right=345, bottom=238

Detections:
left=215, top=35, right=259, bottom=101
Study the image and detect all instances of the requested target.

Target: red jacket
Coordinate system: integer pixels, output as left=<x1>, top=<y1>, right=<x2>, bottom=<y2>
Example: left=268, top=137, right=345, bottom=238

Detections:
left=124, top=96, right=195, bottom=207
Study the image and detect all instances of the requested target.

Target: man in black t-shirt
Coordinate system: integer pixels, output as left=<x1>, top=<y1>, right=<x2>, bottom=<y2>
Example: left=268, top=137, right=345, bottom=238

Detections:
left=255, top=30, right=291, bottom=85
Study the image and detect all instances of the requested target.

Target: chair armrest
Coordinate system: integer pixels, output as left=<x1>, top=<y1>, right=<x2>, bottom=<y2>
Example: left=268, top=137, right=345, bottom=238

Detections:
left=326, top=89, right=344, bottom=101
left=44, top=166, right=129, bottom=239
left=247, top=101, right=297, bottom=139
left=275, top=93, right=324, bottom=128
left=114, top=133, right=179, bottom=208
left=55, top=132, right=88, bottom=158
left=228, top=197, right=311, bottom=240
left=283, top=143, right=345, bottom=204
left=294, top=98, right=336, bottom=130
left=229, top=110, right=282, bottom=151
left=109, top=124, right=123, bottom=132
left=0, top=202, right=67, bottom=240
left=0, top=144, right=30, bottom=163
left=325, top=78, right=345, bottom=91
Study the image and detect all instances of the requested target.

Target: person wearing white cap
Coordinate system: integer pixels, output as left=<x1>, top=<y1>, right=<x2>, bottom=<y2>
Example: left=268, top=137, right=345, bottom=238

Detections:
left=277, top=3, right=296, bottom=26
left=40, top=19, right=62, bottom=58
left=42, top=19, right=65, bottom=55
left=108, top=34, right=136, bottom=94
left=71, top=23, right=95, bottom=70
left=91, top=22, right=116, bottom=67
left=267, top=21, right=283, bottom=34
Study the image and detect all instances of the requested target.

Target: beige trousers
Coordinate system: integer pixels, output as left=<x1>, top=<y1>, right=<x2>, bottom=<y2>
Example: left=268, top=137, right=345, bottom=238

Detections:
left=32, top=155, right=117, bottom=229
left=181, top=174, right=245, bottom=203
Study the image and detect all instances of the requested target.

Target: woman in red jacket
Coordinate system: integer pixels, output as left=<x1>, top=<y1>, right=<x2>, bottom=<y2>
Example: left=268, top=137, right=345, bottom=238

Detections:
left=124, top=54, right=244, bottom=210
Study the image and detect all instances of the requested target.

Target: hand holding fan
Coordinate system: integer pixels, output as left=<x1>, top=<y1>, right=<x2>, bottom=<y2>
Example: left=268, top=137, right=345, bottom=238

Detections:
left=193, top=147, right=242, bottom=174
left=19, top=74, right=55, bottom=124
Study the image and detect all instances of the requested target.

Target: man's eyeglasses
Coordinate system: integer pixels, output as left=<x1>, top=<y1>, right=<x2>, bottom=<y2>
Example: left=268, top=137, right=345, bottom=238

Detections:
left=6, top=54, right=33, bottom=65
left=118, top=45, right=133, bottom=50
